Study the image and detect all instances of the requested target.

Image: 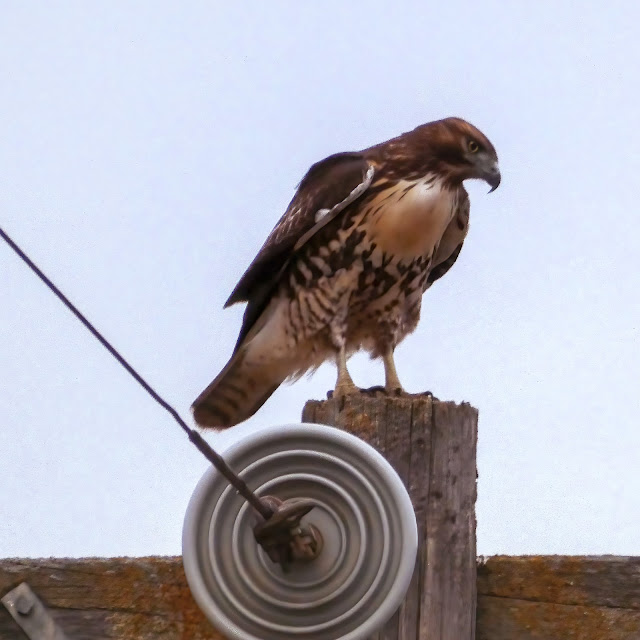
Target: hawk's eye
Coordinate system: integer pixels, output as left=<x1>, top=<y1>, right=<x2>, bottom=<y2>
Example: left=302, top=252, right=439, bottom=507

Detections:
left=468, top=140, right=480, bottom=153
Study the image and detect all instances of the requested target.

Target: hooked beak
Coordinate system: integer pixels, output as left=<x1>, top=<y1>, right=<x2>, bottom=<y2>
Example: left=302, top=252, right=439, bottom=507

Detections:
left=484, top=161, right=501, bottom=193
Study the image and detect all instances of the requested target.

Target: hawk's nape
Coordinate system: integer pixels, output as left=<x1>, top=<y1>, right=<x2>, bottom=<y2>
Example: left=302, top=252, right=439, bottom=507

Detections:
left=193, top=117, right=500, bottom=428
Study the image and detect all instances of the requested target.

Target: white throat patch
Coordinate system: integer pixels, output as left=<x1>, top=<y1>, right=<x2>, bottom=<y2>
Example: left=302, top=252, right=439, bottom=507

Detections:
left=367, top=175, right=459, bottom=260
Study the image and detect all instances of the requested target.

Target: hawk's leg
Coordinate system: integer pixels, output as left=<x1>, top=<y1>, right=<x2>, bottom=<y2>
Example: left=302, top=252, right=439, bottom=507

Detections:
left=328, top=302, right=358, bottom=398
left=334, top=344, right=358, bottom=397
left=383, top=348, right=405, bottom=393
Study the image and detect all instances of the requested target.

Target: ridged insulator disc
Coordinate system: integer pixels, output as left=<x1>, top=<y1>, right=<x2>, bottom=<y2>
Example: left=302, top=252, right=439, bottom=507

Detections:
left=182, top=422, right=417, bottom=640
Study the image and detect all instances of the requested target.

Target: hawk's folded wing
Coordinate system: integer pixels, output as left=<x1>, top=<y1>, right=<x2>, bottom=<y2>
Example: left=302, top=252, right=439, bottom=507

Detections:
left=224, top=151, right=375, bottom=350
left=425, top=191, right=470, bottom=289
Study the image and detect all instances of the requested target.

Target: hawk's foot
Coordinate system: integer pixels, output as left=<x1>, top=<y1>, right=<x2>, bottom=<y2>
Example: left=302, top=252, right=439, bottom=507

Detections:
left=327, top=386, right=438, bottom=400
left=356, top=385, right=405, bottom=397
left=327, top=384, right=384, bottom=399
left=358, top=385, right=386, bottom=396
left=409, top=390, right=439, bottom=401
left=328, top=379, right=360, bottom=400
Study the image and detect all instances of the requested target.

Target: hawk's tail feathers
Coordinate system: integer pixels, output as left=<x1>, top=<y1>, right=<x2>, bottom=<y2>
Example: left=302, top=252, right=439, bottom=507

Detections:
left=191, top=348, right=285, bottom=429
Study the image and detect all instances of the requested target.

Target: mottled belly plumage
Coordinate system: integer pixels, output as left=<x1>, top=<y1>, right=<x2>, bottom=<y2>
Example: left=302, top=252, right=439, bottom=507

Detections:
left=281, top=205, right=432, bottom=363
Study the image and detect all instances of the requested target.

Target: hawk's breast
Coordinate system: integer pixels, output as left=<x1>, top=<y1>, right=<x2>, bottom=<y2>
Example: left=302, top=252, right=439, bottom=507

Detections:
left=366, top=176, right=458, bottom=261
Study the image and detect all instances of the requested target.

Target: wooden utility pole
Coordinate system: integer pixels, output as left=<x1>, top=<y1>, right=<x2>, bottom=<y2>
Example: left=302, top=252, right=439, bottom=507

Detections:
left=303, top=394, right=478, bottom=640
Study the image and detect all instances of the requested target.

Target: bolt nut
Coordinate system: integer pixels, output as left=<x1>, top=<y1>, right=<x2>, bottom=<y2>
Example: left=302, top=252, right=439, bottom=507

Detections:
left=15, top=594, right=34, bottom=616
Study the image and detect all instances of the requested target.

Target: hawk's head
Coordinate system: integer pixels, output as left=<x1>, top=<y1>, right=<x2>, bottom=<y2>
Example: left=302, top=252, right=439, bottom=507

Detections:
left=414, top=117, right=501, bottom=192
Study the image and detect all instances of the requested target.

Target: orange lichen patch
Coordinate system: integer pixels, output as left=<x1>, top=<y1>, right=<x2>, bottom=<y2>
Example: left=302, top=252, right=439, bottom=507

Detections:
left=98, top=558, right=225, bottom=639
left=0, top=557, right=226, bottom=639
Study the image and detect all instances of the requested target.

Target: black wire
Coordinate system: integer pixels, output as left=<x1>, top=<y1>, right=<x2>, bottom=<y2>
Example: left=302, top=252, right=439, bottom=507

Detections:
left=0, top=225, right=273, bottom=520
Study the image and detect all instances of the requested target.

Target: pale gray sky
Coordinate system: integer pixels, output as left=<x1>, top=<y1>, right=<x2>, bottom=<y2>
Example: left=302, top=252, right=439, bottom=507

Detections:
left=1, top=1, right=639, bottom=558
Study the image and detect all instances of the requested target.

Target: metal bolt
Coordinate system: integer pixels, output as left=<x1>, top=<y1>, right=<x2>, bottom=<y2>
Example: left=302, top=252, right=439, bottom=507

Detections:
left=290, top=523, right=324, bottom=563
left=253, top=496, right=323, bottom=570
left=15, top=594, right=34, bottom=616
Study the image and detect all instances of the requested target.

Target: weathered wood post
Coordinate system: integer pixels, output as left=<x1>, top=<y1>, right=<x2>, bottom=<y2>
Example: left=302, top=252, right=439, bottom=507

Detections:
left=303, top=395, right=478, bottom=640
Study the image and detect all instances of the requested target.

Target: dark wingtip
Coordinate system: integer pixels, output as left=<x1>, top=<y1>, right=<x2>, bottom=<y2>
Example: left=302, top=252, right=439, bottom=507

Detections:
left=223, top=290, right=240, bottom=309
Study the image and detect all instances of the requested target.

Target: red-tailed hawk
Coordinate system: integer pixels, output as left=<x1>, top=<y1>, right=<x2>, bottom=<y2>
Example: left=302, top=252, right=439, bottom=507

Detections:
left=193, top=117, right=500, bottom=428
